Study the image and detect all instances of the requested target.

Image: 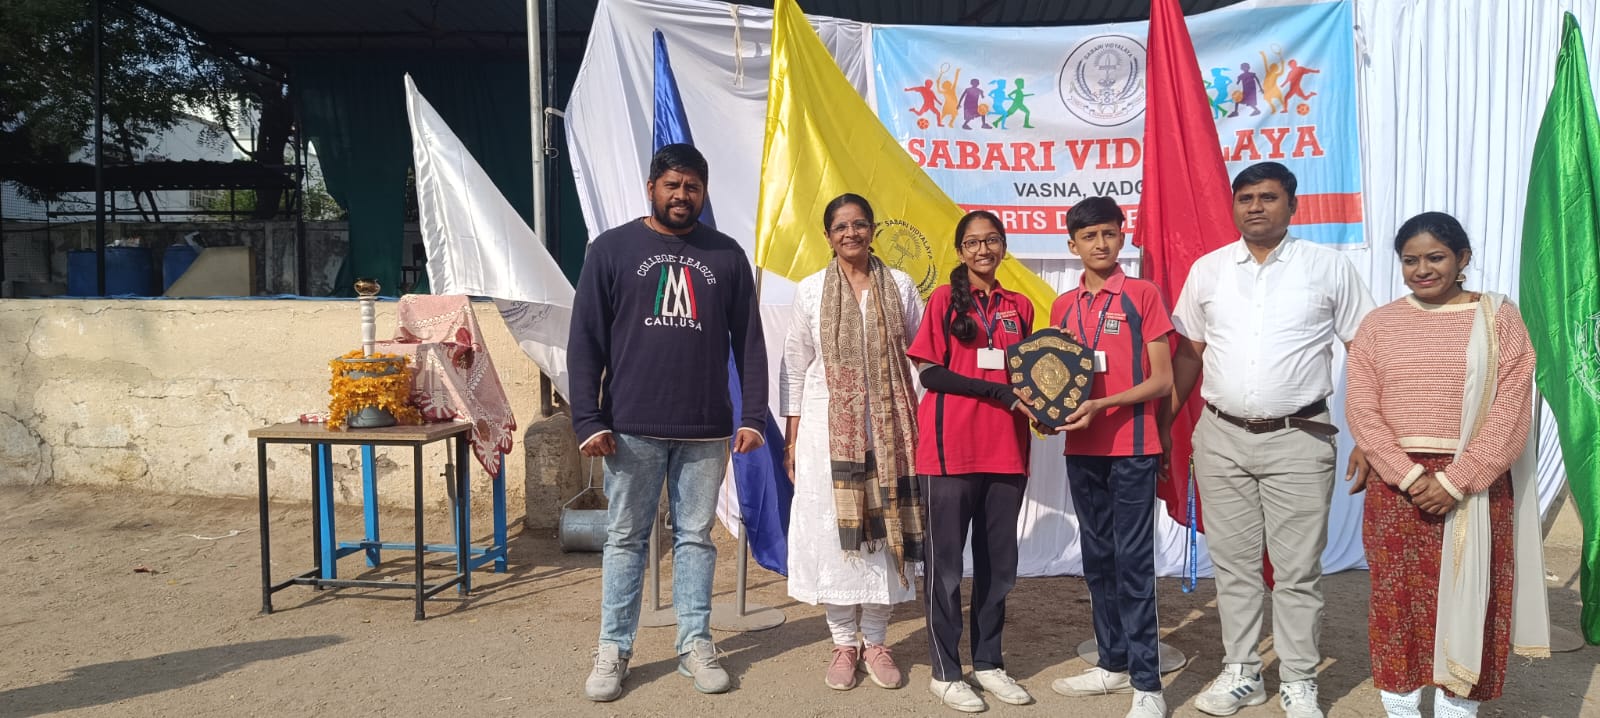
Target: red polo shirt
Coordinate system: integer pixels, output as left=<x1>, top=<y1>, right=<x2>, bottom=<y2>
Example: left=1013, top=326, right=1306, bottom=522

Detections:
left=908, top=281, right=1035, bottom=477
left=1049, top=268, right=1174, bottom=457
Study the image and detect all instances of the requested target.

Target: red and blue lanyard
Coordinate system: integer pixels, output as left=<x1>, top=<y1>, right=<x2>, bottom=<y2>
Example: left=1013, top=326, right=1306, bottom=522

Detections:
left=1061, top=290, right=1112, bottom=353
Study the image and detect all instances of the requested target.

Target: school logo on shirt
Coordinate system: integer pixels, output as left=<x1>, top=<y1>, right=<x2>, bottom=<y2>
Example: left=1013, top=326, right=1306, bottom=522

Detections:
left=646, top=264, right=703, bottom=331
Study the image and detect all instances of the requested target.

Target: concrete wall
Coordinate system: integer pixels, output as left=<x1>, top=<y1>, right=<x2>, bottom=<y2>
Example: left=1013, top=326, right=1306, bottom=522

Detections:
left=0, top=298, right=559, bottom=521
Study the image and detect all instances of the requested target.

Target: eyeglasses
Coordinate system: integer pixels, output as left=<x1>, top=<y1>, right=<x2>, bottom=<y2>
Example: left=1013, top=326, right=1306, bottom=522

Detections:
left=829, top=220, right=874, bottom=236
left=960, top=235, right=1005, bottom=252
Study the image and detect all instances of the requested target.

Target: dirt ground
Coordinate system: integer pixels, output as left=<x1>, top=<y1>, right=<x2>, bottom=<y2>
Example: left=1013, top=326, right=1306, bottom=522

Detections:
left=0, top=485, right=1595, bottom=718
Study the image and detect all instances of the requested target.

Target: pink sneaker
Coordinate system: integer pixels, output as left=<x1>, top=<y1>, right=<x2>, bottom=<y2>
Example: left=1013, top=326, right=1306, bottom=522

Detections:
left=861, top=644, right=903, bottom=689
left=825, top=645, right=860, bottom=690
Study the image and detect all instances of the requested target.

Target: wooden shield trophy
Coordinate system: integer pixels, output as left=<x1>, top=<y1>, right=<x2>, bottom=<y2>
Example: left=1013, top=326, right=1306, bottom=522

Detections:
left=1005, top=327, right=1096, bottom=428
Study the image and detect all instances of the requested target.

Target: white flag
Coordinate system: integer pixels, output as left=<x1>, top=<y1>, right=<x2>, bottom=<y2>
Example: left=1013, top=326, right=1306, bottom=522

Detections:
left=405, top=74, right=573, bottom=398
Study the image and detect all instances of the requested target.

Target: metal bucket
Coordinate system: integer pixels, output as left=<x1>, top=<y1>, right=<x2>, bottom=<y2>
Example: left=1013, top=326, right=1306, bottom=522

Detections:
left=345, top=358, right=401, bottom=428
left=559, top=460, right=607, bottom=552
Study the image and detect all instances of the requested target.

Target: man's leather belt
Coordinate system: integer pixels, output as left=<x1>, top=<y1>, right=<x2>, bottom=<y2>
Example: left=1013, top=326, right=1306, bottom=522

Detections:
left=1206, top=399, right=1338, bottom=438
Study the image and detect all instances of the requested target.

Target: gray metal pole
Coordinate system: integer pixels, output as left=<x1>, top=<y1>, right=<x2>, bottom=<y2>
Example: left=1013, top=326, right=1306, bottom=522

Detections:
left=1, top=182, right=7, bottom=294
left=294, top=80, right=308, bottom=297
left=527, top=0, right=557, bottom=415
left=709, top=521, right=784, bottom=631
left=734, top=524, right=750, bottom=614
left=526, top=0, right=546, bottom=239
left=92, top=0, right=106, bottom=296
left=639, top=487, right=675, bottom=627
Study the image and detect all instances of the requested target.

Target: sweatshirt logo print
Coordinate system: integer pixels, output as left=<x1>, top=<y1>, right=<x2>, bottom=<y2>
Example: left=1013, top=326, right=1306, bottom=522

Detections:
left=647, top=265, right=702, bottom=330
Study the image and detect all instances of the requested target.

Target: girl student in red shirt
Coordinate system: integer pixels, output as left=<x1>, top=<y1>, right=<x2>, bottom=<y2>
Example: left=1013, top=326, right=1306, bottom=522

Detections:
left=907, top=209, right=1044, bottom=714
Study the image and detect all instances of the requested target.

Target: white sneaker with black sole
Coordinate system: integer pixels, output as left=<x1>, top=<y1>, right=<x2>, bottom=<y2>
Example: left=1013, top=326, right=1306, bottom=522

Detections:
left=1193, top=663, right=1266, bottom=716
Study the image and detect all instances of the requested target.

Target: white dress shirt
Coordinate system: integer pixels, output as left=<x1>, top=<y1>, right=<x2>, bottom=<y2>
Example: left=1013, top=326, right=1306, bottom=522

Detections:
left=1172, top=235, right=1376, bottom=419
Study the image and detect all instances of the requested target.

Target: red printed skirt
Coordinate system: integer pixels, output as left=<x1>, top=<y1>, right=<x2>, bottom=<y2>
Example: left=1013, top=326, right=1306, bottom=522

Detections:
left=1363, top=452, right=1513, bottom=701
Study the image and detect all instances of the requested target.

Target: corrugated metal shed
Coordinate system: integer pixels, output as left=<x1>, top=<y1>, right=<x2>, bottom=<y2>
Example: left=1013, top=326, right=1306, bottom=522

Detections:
left=137, top=0, right=1247, bottom=64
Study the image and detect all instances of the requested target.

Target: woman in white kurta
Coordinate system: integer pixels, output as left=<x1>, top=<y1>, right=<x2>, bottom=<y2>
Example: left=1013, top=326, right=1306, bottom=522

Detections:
left=781, top=193, right=925, bottom=692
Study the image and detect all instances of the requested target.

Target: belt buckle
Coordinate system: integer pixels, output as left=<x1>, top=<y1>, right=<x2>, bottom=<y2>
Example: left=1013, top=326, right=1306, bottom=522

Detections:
left=1242, top=417, right=1277, bottom=433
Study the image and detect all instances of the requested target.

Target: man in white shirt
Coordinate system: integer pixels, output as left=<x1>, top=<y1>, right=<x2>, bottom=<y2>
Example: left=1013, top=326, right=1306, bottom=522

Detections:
left=1168, top=162, right=1375, bottom=718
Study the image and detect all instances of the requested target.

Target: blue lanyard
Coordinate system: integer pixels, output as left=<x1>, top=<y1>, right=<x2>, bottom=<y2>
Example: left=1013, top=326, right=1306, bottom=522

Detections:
left=1061, top=291, right=1112, bottom=353
left=975, top=292, right=1004, bottom=348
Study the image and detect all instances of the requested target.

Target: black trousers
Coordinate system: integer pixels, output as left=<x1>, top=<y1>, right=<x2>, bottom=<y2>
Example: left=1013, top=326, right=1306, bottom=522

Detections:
left=921, top=472, right=1026, bottom=681
left=1066, top=455, right=1161, bottom=691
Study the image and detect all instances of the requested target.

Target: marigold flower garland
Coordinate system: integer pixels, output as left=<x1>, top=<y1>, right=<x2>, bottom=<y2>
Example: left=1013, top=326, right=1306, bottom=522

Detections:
left=327, top=349, right=423, bottom=430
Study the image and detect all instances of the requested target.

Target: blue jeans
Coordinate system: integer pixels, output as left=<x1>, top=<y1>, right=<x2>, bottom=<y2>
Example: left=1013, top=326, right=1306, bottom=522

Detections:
left=1066, top=455, right=1161, bottom=692
left=598, top=434, right=728, bottom=657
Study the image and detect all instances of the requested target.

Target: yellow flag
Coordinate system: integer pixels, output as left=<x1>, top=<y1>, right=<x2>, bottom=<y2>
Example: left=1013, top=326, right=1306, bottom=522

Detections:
left=754, top=0, right=1058, bottom=323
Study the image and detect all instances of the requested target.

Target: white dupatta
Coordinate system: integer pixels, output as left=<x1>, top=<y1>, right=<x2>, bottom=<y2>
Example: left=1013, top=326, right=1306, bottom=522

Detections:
left=1434, top=292, right=1550, bottom=696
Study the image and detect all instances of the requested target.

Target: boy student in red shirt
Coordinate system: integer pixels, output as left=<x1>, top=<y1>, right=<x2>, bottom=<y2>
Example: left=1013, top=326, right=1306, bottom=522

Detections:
left=908, top=210, right=1042, bottom=714
left=1046, top=196, right=1175, bottom=718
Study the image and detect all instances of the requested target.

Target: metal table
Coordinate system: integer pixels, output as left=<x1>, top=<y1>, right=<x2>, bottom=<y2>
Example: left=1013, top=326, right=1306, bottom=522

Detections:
left=249, top=421, right=471, bottom=620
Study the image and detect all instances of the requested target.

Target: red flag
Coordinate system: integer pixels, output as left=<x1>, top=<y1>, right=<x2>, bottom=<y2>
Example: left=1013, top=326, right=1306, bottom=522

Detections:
left=1134, top=0, right=1236, bottom=533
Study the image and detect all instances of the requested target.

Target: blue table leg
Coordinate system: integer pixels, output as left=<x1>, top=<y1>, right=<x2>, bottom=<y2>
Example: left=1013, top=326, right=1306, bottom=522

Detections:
left=316, top=443, right=337, bottom=580
left=493, top=457, right=508, bottom=573
left=309, top=444, right=321, bottom=589
left=362, top=445, right=380, bottom=567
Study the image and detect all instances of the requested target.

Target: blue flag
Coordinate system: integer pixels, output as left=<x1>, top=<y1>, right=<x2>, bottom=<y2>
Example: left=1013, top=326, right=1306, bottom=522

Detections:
left=652, top=29, right=792, bottom=576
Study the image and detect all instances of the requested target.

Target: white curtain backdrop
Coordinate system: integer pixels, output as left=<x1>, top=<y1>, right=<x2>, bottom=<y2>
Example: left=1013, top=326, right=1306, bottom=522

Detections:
left=563, top=0, right=1591, bottom=577
left=1355, top=0, right=1600, bottom=519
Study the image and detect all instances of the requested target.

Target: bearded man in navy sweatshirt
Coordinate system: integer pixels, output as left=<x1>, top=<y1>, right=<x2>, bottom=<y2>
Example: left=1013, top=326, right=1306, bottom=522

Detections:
left=570, top=144, right=768, bottom=702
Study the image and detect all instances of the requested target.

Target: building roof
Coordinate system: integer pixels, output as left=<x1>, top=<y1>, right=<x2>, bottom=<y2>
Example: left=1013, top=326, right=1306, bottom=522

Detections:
left=136, top=0, right=1245, bottom=65
left=0, top=161, right=297, bottom=194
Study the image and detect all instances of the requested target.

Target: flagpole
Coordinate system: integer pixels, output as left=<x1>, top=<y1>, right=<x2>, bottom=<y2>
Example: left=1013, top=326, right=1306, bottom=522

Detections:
left=711, top=266, right=785, bottom=631
left=526, top=0, right=560, bottom=418
left=1534, top=387, right=1585, bottom=652
left=639, top=486, right=676, bottom=627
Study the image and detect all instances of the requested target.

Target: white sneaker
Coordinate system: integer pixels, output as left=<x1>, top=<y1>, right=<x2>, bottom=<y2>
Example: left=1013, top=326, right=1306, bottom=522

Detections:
left=929, top=678, right=987, bottom=713
left=584, top=643, right=629, bottom=702
left=1193, top=664, right=1266, bottom=716
left=973, top=668, right=1034, bottom=705
left=1434, top=691, right=1481, bottom=718
left=1127, top=690, right=1169, bottom=718
left=1053, top=666, right=1134, bottom=697
left=1279, top=679, right=1324, bottom=718
left=677, top=638, right=732, bottom=694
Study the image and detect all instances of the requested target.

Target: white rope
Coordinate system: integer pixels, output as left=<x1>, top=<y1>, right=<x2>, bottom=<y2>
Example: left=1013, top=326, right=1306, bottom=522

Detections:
left=728, top=5, right=745, bottom=88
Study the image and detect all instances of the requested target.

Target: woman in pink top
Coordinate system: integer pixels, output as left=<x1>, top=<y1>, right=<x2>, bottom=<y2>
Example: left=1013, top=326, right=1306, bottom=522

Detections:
left=1346, top=212, right=1548, bottom=718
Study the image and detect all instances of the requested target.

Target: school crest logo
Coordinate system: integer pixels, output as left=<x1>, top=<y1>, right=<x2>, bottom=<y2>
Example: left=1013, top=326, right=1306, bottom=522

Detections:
left=1058, top=35, right=1147, bottom=127
left=875, top=218, right=939, bottom=298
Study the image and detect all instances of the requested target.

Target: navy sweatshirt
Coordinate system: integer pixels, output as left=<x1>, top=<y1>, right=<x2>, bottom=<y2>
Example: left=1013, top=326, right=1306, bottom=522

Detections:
left=567, top=218, right=768, bottom=443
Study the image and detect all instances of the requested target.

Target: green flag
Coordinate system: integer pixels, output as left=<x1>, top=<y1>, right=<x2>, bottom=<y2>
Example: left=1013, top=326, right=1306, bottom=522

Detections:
left=1521, top=12, right=1600, bottom=645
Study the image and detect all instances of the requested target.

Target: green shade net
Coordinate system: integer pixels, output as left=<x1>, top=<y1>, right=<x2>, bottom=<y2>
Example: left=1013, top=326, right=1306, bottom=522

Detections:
left=294, top=56, right=535, bottom=296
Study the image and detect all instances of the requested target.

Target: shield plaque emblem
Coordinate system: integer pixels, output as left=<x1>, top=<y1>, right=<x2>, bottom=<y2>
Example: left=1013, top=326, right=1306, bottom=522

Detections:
left=1005, top=327, right=1096, bottom=427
